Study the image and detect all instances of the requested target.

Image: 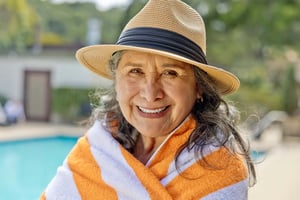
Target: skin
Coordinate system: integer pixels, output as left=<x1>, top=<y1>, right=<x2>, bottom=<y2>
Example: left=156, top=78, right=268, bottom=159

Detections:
left=115, top=51, right=202, bottom=163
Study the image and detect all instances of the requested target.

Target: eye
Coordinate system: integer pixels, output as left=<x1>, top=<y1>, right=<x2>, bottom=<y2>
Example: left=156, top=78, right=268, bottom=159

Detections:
left=129, top=68, right=144, bottom=75
left=162, top=70, right=178, bottom=77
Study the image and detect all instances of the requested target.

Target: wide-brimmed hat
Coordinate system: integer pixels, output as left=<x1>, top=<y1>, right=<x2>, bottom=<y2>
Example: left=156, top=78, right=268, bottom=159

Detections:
left=76, top=0, right=240, bottom=95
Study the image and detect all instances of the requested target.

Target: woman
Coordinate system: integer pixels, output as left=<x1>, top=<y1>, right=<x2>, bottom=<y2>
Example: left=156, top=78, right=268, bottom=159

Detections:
left=41, top=0, right=256, bottom=199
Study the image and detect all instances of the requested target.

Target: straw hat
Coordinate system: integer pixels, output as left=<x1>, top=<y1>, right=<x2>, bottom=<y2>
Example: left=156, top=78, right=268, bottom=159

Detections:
left=76, top=0, right=240, bottom=95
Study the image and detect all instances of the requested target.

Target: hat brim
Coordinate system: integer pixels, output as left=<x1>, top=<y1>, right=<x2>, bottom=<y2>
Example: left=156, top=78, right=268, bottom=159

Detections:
left=76, top=45, right=240, bottom=95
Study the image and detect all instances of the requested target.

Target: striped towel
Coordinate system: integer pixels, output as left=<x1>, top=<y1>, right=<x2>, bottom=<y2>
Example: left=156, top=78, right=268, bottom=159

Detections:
left=41, top=117, right=248, bottom=200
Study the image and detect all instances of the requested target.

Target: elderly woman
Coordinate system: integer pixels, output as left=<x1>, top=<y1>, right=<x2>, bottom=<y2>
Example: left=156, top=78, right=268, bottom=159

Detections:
left=41, top=0, right=256, bottom=199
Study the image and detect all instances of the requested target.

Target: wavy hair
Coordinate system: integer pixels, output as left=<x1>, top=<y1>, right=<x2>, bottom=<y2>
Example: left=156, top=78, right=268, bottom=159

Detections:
left=89, top=51, right=256, bottom=186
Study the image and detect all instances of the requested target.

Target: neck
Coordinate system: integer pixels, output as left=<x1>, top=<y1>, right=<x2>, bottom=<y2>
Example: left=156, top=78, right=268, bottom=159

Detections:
left=133, top=134, right=166, bottom=164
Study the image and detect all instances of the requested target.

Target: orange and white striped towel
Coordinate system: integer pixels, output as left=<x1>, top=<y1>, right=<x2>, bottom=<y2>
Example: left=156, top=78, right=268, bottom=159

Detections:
left=41, top=117, right=248, bottom=200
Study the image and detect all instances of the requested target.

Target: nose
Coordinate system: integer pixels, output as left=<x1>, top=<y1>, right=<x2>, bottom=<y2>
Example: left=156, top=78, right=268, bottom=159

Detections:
left=139, top=73, right=164, bottom=102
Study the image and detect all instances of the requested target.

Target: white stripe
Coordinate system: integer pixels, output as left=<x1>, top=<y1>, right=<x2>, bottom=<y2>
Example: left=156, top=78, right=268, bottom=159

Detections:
left=88, top=120, right=151, bottom=200
left=201, top=179, right=248, bottom=200
left=45, top=161, right=81, bottom=200
left=161, top=144, right=220, bottom=186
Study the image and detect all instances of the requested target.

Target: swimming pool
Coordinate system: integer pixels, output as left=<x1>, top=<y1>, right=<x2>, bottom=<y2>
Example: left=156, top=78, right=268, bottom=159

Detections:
left=0, top=136, right=78, bottom=200
left=0, top=136, right=264, bottom=200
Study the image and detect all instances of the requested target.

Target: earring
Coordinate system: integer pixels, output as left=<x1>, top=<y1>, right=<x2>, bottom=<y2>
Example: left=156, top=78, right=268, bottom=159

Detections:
left=197, top=97, right=204, bottom=104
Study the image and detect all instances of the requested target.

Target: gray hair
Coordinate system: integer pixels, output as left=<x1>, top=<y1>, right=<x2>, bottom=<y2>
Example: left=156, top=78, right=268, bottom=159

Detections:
left=89, top=50, right=256, bottom=186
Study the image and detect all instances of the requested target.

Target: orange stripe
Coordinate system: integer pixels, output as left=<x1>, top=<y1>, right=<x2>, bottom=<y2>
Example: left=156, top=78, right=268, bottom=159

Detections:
left=148, top=117, right=196, bottom=179
left=120, top=147, right=173, bottom=200
left=166, top=147, right=248, bottom=199
left=68, top=136, right=118, bottom=200
left=39, top=192, right=46, bottom=200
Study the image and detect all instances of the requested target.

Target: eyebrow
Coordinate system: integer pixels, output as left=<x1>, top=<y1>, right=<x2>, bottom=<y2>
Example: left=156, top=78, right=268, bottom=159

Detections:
left=161, top=63, right=187, bottom=70
left=123, top=63, right=142, bottom=68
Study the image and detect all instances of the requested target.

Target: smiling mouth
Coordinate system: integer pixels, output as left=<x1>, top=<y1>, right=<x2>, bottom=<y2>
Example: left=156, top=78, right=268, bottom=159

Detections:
left=138, top=106, right=169, bottom=114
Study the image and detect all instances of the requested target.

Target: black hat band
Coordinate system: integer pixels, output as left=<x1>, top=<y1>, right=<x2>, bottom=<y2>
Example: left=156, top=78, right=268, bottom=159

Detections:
left=117, top=27, right=207, bottom=64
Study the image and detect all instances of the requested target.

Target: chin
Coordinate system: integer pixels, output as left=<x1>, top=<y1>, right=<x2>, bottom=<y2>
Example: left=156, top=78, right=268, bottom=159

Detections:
left=137, top=127, right=171, bottom=138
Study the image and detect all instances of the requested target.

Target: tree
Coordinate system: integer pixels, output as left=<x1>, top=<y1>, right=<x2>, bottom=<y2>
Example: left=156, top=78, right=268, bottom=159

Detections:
left=0, top=0, right=38, bottom=53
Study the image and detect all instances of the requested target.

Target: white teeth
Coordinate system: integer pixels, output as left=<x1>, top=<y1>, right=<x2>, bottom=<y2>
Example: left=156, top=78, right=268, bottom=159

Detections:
left=138, top=106, right=167, bottom=114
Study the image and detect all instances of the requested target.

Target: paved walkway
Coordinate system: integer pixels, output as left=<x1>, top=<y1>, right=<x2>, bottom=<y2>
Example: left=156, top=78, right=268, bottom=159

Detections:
left=249, top=141, right=300, bottom=200
left=247, top=123, right=300, bottom=199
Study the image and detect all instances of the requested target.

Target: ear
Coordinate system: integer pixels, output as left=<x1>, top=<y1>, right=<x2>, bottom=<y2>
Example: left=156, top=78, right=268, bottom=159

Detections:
left=196, top=90, right=203, bottom=99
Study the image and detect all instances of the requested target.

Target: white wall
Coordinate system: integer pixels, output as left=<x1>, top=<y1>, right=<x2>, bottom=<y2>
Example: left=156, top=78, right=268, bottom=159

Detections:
left=0, top=55, right=112, bottom=101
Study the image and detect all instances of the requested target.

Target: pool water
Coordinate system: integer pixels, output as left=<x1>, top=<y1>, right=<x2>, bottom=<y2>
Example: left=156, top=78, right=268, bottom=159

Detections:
left=0, top=136, right=78, bottom=200
left=251, top=150, right=266, bottom=162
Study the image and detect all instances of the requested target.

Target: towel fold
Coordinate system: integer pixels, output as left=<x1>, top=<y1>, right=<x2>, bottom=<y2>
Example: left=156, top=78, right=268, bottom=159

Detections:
left=41, top=117, right=248, bottom=200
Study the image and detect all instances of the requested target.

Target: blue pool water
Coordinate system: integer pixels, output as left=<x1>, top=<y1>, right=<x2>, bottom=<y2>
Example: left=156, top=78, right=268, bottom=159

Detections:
left=251, top=150, right=266, bottom=162
left=0, top=136, right=78, bottom=200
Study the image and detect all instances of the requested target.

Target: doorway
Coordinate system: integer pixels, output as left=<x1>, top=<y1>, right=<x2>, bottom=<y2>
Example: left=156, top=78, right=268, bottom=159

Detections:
left=23, top=70, right=51, bottom=121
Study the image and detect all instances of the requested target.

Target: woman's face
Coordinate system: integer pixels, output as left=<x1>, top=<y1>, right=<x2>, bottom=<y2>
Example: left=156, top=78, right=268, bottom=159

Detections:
left=115, top=51, right=201, bottom=137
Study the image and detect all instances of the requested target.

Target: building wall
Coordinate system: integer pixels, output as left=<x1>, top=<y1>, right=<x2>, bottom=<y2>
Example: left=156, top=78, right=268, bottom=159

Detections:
left=0, top=55, right=112, bottom=101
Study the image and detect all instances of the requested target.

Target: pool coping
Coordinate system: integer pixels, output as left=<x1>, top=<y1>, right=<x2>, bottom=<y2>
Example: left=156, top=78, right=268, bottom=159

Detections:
left=0, top=122, right=86, bottom=142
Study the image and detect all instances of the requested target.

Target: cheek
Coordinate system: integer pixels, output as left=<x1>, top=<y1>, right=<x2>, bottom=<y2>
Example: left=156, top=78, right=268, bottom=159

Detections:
left=115, top=81, right=126, bottom=103
left=167, top=82, right=198, bottom=107
left=115, top=78, right=138, bottom=102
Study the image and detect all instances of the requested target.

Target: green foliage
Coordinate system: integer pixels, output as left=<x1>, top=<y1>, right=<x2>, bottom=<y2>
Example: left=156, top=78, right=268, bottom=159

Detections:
left=27, top=0, right=101, bottom=46
left=41, top=32, right=66, bottom=46
left=52, top=88, right=93, bottom=122
left=100, top=8, right=127, bottom=43
left=0, top=0, right=38, bottom=53
left=119, top=0, right=146, bottom=32
left=0, top=94, right=8, bottom=106
left=1, top=0, right=299, bottom=117
left=190, top=0, right=300, bottom=115
left=281, top=66, right=298, bottom=114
